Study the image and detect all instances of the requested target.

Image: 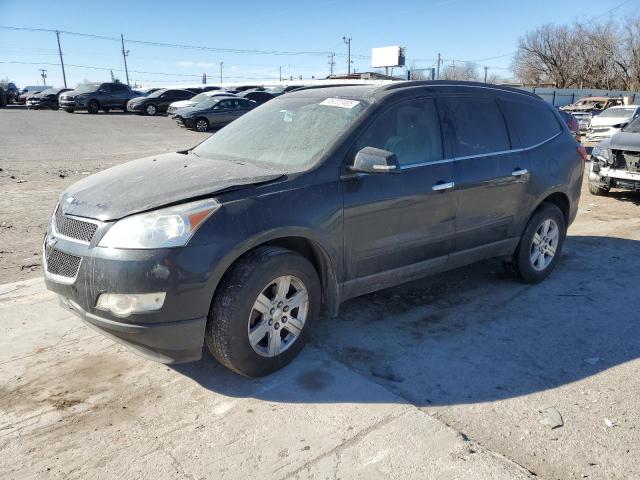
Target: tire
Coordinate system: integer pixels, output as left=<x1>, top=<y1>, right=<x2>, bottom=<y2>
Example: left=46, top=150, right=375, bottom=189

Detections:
left=87, top=100, right=99, bottom=114
left=206, top=246, right=321, bottom=377
left=51, top=102, right=59, bottom=110
left=510, top=203, right=566, bottom=284
left=64, top=108, right=75, bottom=113
left=144, top=103, right=157, bottom=116
left=102, top=107, right=110, bottom=113
left=589, top=182, right=609, bottom=196
left=194, top=117, right=209, bottom=132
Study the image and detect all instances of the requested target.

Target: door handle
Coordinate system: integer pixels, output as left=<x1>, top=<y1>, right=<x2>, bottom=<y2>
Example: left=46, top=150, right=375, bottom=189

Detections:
left=432, top=181, right=455, bottom=191
left=512, top=168, right=528, bottom=177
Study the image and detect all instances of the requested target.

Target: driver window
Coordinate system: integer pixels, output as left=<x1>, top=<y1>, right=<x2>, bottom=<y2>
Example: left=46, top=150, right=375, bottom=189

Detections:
left=357, top=98, right=443, bottom=166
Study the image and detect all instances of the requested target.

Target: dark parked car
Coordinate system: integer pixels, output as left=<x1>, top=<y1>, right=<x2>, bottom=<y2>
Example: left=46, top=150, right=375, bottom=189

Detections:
left=234, top=85, right=263, bottom=92
left=59, top=82, right=137, bottom=113
left=0, top=84, right=6, bottom=107
left=174, top=97, right=255, bottom=131
left=43, top=81, right=584, bottom=377
left=266, top=85, right=305, bottom=96
left=26, top=87, right=72, bottom=110
left=0, top=82, right=20, bottom=103
left=240, top=90, right=274, bottom=105
left=589, top=116, right=640, bottom=195
left=127, top=89, right=195, bottom=116
left=16, top=85, right=48, bottom=104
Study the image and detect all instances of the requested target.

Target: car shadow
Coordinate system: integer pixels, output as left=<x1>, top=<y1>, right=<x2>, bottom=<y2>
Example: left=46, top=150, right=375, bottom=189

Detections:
left=605, top=190, right=640, bottom=206
left=172, top=235, right=640, bottom=407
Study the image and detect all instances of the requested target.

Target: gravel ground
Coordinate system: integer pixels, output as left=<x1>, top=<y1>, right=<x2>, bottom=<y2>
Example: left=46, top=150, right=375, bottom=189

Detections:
left=1, top=106, right=640, bottom=479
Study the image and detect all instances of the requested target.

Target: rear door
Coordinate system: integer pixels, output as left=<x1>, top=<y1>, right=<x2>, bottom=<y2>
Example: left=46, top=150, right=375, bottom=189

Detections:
left=110, top=84, right=130, bottom=107
left=342, top=97, right=456, bottom=291
left=98, top=84, right=116, bottom=107
left=438, top=95, right=530, bottom=252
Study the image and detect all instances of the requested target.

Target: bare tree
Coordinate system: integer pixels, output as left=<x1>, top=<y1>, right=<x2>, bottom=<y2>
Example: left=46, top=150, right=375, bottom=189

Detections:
left=444, top=61, right=479, bottom=81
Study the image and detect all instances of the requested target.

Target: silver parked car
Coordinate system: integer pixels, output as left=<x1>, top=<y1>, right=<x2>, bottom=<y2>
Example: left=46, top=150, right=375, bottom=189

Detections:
left=586, top=105, right=640, bottom=142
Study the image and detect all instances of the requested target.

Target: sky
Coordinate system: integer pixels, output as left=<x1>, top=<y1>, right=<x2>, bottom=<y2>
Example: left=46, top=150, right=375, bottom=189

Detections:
left=0, top=0, right=637, bottom=88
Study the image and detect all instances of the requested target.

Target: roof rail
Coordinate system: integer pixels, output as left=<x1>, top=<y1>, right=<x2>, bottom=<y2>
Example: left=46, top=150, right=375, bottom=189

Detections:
left=289, top=83, right=365, bottom=92
left=381, top=80, right=540, bottom=98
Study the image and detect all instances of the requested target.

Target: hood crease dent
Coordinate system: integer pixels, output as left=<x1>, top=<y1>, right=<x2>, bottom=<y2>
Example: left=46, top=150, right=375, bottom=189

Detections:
left=60, top=152, right=283, bottom=221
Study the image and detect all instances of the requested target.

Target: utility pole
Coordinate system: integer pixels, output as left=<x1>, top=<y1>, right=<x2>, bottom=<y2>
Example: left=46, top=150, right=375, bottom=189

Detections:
left=279, top=64, right=289, bottom=82
left=219, top=62, right=223, bottom=83
left=328, top=52, right=335, bottom=76
left=342, top=36, right=352, bottom=75
left=39, top=69, right=47, bottom=86
left=484, top=66, right=489, bottom=83
left=120, top=34, right=130, bottom=86
left=436, top=53, right=442, bottom=80
left=55, top=30, right=67, bottom=88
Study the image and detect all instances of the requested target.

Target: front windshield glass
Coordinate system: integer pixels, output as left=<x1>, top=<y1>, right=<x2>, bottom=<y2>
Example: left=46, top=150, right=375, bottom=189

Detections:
left=75, top=83, right=101, bottom=92
left=40, top=88, right=55, bottom=95
left=148, top=89, right=168, bottom=98
left=623, top=117, right=640, bottom=133
left=189, top=93, right=208, bottom=103
left=598, top=108, right=637, bottom=118
left=193, top=95, right=369, bottom=172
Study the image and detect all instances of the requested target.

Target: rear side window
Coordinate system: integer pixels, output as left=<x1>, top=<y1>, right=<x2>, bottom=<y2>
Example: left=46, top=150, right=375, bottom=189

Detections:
left=439, top=97, right=510, bottom=157
left=112, top=84, right=128, bottom=92
left=500, top=98, right=562, bottom=147
left=357, top=98, right=443, bottom=166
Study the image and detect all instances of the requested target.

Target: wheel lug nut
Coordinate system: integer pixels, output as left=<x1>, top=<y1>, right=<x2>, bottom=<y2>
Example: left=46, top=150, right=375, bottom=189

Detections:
left=270, top=308, right=275, bottom=315
left=277, top=301, right=283, bottom=308
left=282, top=316, right=287, bottom=323
left=268, top=319, right=273, bottom=326
left=283, top=306, right=289, bottom=312
left=274, top=323, right=280, bottom=330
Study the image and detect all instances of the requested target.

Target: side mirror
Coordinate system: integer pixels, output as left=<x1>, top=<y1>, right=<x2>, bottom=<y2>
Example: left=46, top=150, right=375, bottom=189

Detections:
left=350, top=147, right=401, bottom=174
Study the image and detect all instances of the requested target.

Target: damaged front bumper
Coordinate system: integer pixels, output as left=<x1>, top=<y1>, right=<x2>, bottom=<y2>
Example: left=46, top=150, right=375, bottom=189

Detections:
left=589, top=162, right=640, bottom=191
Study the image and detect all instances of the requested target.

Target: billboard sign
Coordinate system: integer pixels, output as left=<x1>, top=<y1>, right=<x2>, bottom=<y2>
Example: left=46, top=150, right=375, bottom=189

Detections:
left=371, top=46, right=406, bottom=68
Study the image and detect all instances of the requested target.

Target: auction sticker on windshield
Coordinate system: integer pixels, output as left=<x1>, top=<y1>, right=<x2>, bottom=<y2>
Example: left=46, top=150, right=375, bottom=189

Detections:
left=320, top=98, right=360, bottom=109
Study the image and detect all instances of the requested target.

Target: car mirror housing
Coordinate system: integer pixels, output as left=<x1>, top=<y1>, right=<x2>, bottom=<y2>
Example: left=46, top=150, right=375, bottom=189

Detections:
left=350, top=147, right=401, bottom=174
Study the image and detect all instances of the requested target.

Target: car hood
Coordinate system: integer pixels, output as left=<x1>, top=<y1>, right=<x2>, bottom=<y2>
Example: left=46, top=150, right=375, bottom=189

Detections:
left=170, top=100, right=195, bottom=108
left=609, top=132, right=640, bottom=151
left=61, top=90, right=94, bottom=98
left=590, top=115, right=634, bottom=128
left=59, top=151, right=284, bottom=221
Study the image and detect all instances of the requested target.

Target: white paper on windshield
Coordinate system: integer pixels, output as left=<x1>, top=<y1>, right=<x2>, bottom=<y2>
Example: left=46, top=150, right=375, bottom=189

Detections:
left=320, top=98, right=360, bottom=109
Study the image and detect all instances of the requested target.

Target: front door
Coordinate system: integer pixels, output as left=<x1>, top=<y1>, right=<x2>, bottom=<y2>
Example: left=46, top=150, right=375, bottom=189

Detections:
left=342, top=97, right=457, bottom=294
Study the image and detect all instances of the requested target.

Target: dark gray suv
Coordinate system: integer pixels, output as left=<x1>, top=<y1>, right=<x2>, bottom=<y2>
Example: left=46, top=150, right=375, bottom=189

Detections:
left=43, top=81, right=584, bottom=376
left=59, top=82, right=137, bottom=113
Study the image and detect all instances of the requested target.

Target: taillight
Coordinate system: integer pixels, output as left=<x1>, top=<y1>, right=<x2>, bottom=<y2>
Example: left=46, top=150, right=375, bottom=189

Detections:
left=577, top=146, right=588, bottom=161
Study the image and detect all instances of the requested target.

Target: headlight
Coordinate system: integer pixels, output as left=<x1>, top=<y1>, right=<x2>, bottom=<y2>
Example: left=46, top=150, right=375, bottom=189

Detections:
left=96, top=292, right=166, bottom=317
left=98, top=198, right=220, bottom=249
left=591, top=143, right=610, bottom=163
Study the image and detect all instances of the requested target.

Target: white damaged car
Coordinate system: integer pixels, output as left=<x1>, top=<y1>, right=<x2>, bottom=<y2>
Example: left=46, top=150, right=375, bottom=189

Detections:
left=589, top=116, right=640, bottom=195
left=586, top=105, right=640, bottom=142
left=167, top=91, right=237, bottom=117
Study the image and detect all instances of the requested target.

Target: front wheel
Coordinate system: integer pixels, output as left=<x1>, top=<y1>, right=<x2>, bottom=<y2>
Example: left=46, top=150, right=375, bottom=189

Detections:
left=206, top=246, right=321, bottom=377
left=64, top=108, right=75, bottom=113
left=509, top=203, right=566, bottom=284
left=194, top=117, right=209, bottom=132
left=87, top=100, right=99, bottom=114
left=589, top=182, right=609, bottom=196
left=144, top=103, right=157, bottom=116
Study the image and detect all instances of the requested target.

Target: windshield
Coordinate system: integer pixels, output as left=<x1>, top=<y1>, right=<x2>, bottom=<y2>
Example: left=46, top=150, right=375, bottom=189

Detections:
left=623, top=117, right=640, bottom=133
left=193, top=95, right=369, bottom=172
left=189, top=93, right=209, bottom=103
left=40, top=88, right=56, bottom=95
left=598, top=108, right=637, bottom=118
left=75, top=83, right=101, bottom=92
left=148, top=89, right=168, bottom=98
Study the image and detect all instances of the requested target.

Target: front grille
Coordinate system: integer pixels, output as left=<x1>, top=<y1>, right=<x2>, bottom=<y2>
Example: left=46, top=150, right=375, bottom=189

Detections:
left=54, top=206, right=98, bottom=243
left=44, top=244, right=82, bottom=279
left=623, top=151, right=640, bottom=173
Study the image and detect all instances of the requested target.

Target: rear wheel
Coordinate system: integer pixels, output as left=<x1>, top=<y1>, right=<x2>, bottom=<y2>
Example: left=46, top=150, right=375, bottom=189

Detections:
left=205, top=246, right=321, bottom=377
left=509, top=203, right=566, bottom=284
left=87, top=100, right=99, bottom=114
left=194, top=117, right=209, bottom=132
left=102, top=107, right=110, bottom=113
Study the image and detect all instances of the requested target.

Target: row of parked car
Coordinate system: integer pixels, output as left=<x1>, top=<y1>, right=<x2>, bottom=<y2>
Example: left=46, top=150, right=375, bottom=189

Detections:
left=560, top=96, right=640, bottom=142
left=11, top=81, right=306, bottom=131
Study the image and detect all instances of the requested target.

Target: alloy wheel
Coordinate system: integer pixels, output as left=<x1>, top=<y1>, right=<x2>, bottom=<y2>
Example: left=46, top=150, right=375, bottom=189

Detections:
left=146, top=104, right=157, bottom=115
left=247, top=275, right=309, bottom=357
left=530, top=218, right=559, bottom=271
left=195, top=119, right=208, bottom=132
